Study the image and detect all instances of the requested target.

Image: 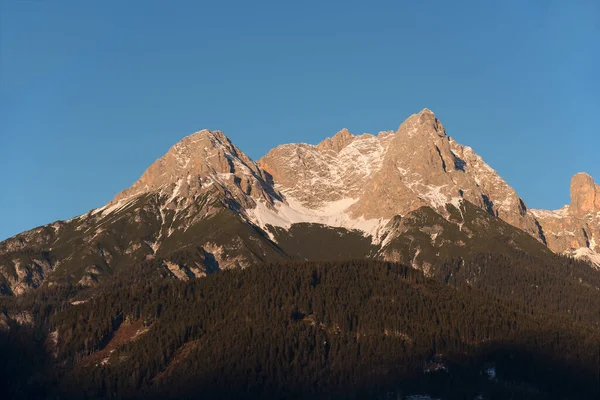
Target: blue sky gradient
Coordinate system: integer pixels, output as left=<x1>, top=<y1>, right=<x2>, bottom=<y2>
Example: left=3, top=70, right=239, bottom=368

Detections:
left=1, top=0, right=599, bottom=240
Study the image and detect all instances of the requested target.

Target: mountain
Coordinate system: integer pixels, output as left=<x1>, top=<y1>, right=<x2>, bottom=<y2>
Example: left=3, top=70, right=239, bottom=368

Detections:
left=259, top=109, right=599, bottom=267
left=0, top=130, right=288, bottom=295
left=2, top=109, right=600, bottom=399
left=259, top=109, right=538, bottom=236
left=1, top=109, right=599, bottom=297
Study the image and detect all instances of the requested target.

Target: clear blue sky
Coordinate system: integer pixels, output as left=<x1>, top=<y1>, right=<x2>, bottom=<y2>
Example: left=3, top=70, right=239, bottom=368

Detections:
left=1, top=0, right=599, bottom=240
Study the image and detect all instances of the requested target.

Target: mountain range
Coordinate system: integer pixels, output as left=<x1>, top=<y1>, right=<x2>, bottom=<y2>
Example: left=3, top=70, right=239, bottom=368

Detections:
left=1, top=108, right=598, bottom=296
left=3, top=109, right=600, bottom=399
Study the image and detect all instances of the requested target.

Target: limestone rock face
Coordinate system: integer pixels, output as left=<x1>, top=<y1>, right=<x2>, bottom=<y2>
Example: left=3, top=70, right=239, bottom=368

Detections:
left=570, top=172, right=600, bottom=218
left=316, top=128, right=355, bottom=152
left=532, top=173, right=600, bottom=267
left=259, top=130, right=392, bottom=208
left=113, top=129, right=281, bottom=210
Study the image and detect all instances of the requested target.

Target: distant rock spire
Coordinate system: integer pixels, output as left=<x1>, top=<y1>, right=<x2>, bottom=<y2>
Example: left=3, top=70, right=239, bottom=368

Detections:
left=570, top=172, right=600, bottom=218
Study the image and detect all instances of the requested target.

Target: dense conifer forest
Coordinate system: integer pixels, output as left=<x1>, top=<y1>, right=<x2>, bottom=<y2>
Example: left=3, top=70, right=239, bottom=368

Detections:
left=1, top=258, right=599, bottom=399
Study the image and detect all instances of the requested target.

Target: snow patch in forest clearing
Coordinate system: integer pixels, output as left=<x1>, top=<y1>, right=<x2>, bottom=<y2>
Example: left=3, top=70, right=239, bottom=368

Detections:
left=100, top=350, right=115, bottom=366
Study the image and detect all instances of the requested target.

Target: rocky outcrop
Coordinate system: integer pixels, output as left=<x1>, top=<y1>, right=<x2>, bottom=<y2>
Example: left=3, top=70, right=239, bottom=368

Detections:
left=532, top=173, right=600, bottom=267
left=570, top=172, right=600, bottom=218
left=316, top=128, right=356, bottom=152
left=0, top=255, right=54, bottom=295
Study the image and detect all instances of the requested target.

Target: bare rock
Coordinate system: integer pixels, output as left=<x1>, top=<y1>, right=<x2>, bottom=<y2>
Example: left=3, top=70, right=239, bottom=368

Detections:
left=112, top=129, right=281, bottom=210
left=570, top=172, right=600, bottom=218
left=532, top=173, right=600, bottom=265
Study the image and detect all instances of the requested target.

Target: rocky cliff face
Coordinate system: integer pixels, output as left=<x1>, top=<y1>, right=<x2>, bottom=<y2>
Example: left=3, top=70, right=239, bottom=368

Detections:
left=569, top=172, right=600, bottom=218
left=113, top=129, right=282, bottom=209
left=532, top=173, right=600, bottom=267
left=259, top=129, right=393, bottom=208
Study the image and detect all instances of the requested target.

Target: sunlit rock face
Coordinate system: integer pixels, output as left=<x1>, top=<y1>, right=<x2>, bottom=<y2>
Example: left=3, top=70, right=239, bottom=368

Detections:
left=113, top=129, right=282, bottom=209
left=532, top=173, right=600, bottom=267
left=570, top=172, right=600, bottom=218
left=261, top=109, right=539, bottom=237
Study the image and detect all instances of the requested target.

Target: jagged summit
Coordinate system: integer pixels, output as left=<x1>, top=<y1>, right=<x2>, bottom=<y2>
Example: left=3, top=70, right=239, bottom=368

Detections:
left=316, top=128, right=357, bottom=152
left=570, top=172, right=600, bottom=218
left=397, top=108, right=446, bottom=138
left=112, top=129, right=280, bottom=210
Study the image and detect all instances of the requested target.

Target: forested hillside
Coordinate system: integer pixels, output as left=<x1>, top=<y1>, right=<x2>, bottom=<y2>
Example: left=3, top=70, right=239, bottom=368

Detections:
left=1, top=260, right=599, bottom=399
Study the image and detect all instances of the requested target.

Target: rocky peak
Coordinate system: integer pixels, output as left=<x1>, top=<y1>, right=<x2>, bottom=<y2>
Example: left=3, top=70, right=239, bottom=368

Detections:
left=570, top=172, right=600, bottom=218
left=397, top=108, right=446, bottom=138
left=112, top=129, right=279, bottom=208
left=346, top=108, right=538, bottom=238
left=316, top=128, right=355, bottom=152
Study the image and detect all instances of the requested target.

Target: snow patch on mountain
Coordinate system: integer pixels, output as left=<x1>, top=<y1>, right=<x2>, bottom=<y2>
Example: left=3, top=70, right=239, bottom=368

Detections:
left=259, top=131, right=391, bottom=208
left=420, top=184, right=450, bottom=209
left=246, top=196, right=389, bottom=243
left=530, top=206, right=570, bottom=219
left=92, top=198, right=134, bottom=217
left=572, top=247, right=600, bottom=269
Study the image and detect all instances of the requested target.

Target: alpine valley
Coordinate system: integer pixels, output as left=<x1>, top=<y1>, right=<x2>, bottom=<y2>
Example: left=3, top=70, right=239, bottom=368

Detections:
left=2, top=109, right=600, bottom=399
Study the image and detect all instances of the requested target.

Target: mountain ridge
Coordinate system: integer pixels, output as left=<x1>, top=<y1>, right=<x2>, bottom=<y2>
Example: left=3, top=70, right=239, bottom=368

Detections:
left=1, top=108, right=599, bottom=296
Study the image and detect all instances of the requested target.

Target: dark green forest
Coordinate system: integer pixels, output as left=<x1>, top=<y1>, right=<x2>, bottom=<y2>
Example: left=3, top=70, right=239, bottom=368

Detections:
left=1, top=258, right=599, bottom=399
